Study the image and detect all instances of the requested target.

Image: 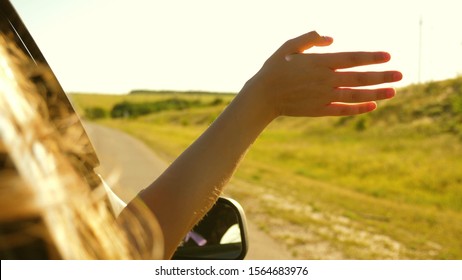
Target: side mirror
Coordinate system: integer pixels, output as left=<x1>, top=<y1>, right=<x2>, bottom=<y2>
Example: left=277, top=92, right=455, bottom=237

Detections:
left=172, top=197, right=248, bottom=260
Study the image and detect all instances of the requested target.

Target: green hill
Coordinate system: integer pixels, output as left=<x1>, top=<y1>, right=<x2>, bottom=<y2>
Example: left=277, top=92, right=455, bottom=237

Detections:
left=71, top=77, right=462, bottom=259
left=364, top=77, right=462, bottom=135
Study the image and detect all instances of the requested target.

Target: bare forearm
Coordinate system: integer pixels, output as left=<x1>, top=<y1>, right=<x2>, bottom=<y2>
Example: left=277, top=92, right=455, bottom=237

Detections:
left=132, top=84, right=274, bottom=258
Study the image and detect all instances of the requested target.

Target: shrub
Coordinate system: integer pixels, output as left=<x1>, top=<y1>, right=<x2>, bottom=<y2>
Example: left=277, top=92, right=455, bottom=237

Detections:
left=84, top=106, right=107, bottom=120
left=209, top=97, right=224, bottom=106
left=110, top=98, right=203, bottom=118
left=450, top=91, right=462, bottom=115
left=355, top=116, right=369, bottom=132
left=111, top=101, right=133, bottom=118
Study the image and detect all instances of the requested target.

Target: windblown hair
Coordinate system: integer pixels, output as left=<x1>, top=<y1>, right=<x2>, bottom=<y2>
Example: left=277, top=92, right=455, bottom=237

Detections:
left=0, top=32, right=163, bottom=259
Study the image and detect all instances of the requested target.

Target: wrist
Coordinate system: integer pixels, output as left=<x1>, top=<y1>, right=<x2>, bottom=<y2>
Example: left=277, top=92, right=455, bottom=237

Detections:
left=238, top=76, right=279, bottom=126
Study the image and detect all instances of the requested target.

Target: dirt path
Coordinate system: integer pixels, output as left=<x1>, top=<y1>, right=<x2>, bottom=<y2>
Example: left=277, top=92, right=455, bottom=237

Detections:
left=83, top=122, right=293, bottom=259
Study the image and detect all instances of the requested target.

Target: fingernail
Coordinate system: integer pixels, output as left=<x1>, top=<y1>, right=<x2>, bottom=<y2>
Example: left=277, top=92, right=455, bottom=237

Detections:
left=377, top=52, right=390, bottom=61
left=383, top=52, right=391, bottom=60
left=366, top=102, right=377, bottom=112
left=393, top=72, right=403, bottom=81
left=385, top=88, right=396, bottom=98
left=322, top=36, right=333, bottom=41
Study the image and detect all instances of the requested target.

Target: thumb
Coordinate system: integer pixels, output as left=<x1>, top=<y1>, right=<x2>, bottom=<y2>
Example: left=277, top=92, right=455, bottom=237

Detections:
left=277, top=31, right=333, bottom=56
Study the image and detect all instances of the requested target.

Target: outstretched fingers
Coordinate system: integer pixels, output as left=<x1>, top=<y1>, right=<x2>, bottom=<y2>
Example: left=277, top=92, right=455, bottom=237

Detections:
left=311, top=51, right=392, bottom=70
left=323, top=102, right=378, bottom=116
left=332, top=88, right=396, bottom=103
left=320, top=87, right=395, bottom=116
left=334, top=71, right=402, bottom=87
left=277, top=31, right=333, bottom=56
left=261, top=30, right=403, bottom=118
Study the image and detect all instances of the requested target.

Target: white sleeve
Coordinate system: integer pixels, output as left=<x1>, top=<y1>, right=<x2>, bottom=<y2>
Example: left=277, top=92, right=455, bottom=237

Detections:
left=99, top=175, right=127, bottom=217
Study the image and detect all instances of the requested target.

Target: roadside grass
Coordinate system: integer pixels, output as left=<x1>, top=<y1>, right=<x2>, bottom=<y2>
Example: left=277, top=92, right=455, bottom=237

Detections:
left=231, top=119, right=462, bottom=259
left=71, top=82, right=462, bottom=259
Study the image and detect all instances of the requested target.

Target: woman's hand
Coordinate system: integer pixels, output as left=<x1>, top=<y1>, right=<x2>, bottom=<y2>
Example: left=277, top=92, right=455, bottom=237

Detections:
left=245, top=31, right=403, bottom=118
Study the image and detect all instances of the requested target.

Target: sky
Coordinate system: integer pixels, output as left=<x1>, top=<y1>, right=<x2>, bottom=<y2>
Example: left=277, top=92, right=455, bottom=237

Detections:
left=10, top=0, right=462, bottom=94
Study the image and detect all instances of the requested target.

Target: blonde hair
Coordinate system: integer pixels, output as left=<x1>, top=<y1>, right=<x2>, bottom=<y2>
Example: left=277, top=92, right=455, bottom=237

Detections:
left=0, top=32, right=163, bottom=259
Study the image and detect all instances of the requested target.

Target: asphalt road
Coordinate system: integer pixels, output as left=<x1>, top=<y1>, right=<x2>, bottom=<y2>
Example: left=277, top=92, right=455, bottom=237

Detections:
left=83, top=122, right=292, bottom=260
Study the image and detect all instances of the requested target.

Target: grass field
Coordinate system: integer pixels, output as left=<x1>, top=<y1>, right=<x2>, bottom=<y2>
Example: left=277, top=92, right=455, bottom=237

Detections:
left=71, top=79, right=462, bottom=259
